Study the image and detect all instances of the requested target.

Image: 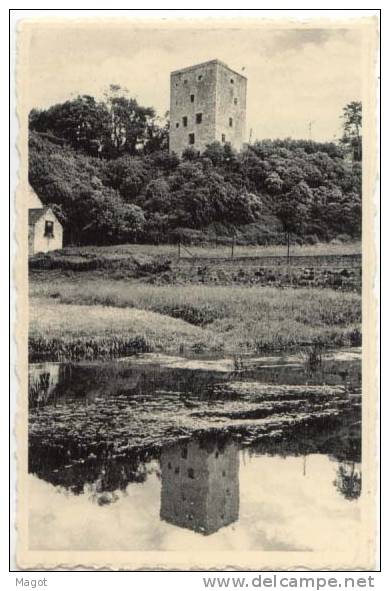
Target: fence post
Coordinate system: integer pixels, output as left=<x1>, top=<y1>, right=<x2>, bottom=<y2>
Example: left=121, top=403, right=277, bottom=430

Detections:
left=231, top=235, right=235, bottom=259
left=287, top=232, right=290, bottom=262
left=287, top=233, right=292, bottom=285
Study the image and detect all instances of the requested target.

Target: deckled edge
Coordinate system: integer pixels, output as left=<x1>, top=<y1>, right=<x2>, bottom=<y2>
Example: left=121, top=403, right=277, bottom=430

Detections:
left=12, top=14, right=379, bottom=571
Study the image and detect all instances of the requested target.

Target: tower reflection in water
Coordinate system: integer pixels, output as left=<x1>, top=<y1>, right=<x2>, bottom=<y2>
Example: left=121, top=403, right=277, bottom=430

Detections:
left=160, top=437, right=239, bottom=535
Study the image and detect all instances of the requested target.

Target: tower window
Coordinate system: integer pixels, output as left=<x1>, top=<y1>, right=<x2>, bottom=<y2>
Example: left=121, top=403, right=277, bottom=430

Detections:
left=234, top=98, right=238, bottom=105
left=190, top=94, right=195, bottom=103
left=221, top=134, right=226, bottom=143
left=188, top=133, right=195, bottom=145
left=184, top=79, right=188, bottom=85
left=196, top=113, right=202, bottom=124
left=175, top=122, right=179, bottom=128
left=188, top=468, right=195, bottom=479
left=198, top=74, right=203, bottom=81
left=182, top=116, right=188, bottom=127
left=229, top=117, right=233, bottom=127
left=181, top=447, right=188, bottom=459
left=230, top=78, right=234, bottom=84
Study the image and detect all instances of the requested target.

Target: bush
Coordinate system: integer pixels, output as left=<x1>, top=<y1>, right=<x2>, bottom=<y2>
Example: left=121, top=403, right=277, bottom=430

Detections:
left=29, top=126, right=362, bottom=247
left=306, top=234, right=320, bottom=245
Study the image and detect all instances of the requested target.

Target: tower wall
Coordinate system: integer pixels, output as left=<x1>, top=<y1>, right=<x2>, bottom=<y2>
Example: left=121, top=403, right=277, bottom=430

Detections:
left=215, top=62, right=247, bottom=152
left=160, top=439, right=239, bottom=535
left=169, top=60, right=247, bottom=155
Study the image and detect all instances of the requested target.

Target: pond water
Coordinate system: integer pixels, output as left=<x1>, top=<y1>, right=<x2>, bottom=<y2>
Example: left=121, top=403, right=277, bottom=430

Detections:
left=28, top=348, right=362, bottom=551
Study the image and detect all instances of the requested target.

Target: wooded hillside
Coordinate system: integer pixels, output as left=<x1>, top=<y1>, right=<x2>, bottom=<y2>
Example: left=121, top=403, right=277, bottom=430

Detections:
left=28, top=94, right=362, bottom=246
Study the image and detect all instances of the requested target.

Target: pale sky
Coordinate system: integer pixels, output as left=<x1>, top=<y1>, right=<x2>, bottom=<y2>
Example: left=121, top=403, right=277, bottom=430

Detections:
left=26, top=22, right=364, bottom=142
left=29, top=454, right=362, bottom=552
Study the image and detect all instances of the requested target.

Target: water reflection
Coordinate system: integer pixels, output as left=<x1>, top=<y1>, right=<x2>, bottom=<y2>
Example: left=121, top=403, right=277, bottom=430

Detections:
left=333, top=462, right=362, bottom=500
left=28, top=362, right=63, bottom=407
left=27, top=350, right=362, bottom=549
left=28, top=447, right=362, bottom=551
left=160, top=438, right=239, bottom=535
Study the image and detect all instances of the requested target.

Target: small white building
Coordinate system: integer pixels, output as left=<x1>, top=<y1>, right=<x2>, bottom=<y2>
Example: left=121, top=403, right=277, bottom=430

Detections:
left=28, top=188, right=63, bottom=256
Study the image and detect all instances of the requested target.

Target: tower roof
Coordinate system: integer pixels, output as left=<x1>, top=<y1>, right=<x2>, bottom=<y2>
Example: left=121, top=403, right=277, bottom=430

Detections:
left=171, top=59, right=247, bottom=80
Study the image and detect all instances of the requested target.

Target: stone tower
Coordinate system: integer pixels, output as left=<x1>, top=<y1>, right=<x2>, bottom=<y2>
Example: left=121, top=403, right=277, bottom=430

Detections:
left=169, top=59, right=247, bottom=156
left=160, top=438, right=239, bottom=535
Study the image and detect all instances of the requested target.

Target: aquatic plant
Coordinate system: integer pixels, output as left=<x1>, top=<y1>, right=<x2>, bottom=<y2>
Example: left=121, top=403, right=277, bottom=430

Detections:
left=29, top=335, right=150, bottom=362
left=302, top=344, right=323, bottom=373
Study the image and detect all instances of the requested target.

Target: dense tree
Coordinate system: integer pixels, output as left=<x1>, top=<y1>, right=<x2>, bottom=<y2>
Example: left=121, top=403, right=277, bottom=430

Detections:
left=29, top=95, right=110, bottom=156
left=333, top=462, right=361, bottom=500
left=143, top=113, right=170, bottom=154
left=104, top=85, right=155, bottom=156
left=147, top=150, right=179, bottom=172
left=140, top=178, right=171, bottom=213
left=72, top=188, right=145, bottom=244
left=340, top=101, right=362, bottom=161
left=229, top=192, right=262, bottom=225
left=265, top=171, right=283, bottom=194
left=28, top=92, right=362, bottom=247
left=275, top=182, right=312, bottom=258
left=103, top=156, right=149, bottom=201
left=143, top=211, right=171, bottom=244
left=203, top=142, right=239, bottom=171
left=29, top=88, right=163, bottom=159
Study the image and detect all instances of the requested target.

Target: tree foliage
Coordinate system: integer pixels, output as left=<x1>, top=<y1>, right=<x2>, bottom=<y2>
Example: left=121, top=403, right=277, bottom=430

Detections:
left=29, top=87, right=158, bottom=158
left=340, top=101, right=362, bottom=161
left=28, top=96, right=362, bottom=246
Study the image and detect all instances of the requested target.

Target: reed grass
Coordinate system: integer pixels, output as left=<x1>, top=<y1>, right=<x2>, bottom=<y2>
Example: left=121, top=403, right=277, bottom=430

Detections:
left=29, top=280, right=361, bottom=360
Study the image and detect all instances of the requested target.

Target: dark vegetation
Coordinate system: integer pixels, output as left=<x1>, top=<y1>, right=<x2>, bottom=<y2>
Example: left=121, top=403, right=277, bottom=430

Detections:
left=30, top=248, right=361, bottom=291
left=29, top=334, right=151, bottom=363
left=29, top=92, right=362, bottom=247
left=28, top=356, right=361, bottom=499
left=29, top=420, right=360, bottom=501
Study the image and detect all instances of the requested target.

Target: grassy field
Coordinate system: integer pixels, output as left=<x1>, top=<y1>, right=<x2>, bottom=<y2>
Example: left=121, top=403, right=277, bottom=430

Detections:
left=30, top=240, right=362, bottom=294
left=30, top=277, right=361, bottom=361
left=29, top=297, right=219, bottom=361
left=54, top=241, right=361, bottom=260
